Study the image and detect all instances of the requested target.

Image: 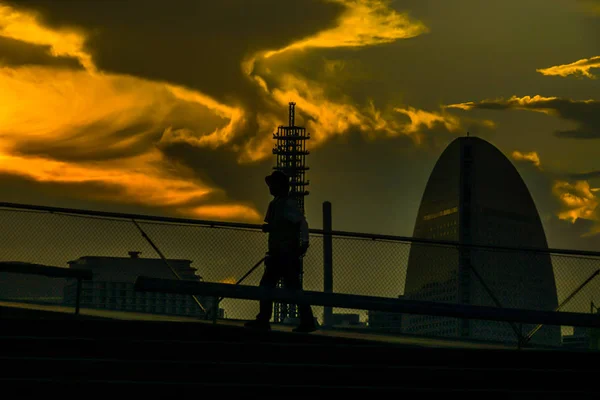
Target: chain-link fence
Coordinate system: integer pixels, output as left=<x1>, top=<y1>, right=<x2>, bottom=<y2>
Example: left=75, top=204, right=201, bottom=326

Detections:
left=1, top=203, right=599, bottom=350
left=328, top=235, right=600, bottom=347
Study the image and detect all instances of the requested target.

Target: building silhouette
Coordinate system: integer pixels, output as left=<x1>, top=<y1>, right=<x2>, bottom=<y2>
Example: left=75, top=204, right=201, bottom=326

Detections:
left=64, top=251, right=221, bottom=318
left=402, top=136, right=560, bottom=346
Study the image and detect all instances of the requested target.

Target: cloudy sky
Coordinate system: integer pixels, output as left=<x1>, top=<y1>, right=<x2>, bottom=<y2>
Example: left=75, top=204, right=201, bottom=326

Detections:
left=1, top=0, right=599, bottom=251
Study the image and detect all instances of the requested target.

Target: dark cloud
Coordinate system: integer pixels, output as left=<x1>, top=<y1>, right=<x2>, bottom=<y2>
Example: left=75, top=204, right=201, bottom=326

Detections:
left=512, top=159, right=600, bottom=243
left=0, top=36, right=82, bottom=68
left=512, top=159, right=561, bottom=216
left=5, top=0, right=344, bottom=110
left=0, top=172, right=143, bottom=212
left=555, top=129, right=600, bottom=139
left=0, top=171, right=234, bottom=221
left=2, top=0, right=597, bottom=247
left=449, top=96, right=600, bottom=139
left=544, top=217, right=600, bottom=252
left=303, top=130, right=438, bottom=234
left=159, top=127, right=442, bottom=234
left=567, top=170, right=600, bottom=180
left=159, top=141, right=272, bottom=211
left=10, top=122, right=162, bottom=162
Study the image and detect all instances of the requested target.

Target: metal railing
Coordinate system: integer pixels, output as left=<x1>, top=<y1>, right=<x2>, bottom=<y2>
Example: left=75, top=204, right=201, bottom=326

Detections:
left=0, top=261, right=92, bottom=314
left=0, top=201, right=599, bottom=349
left=133, top=277, right=600, bottom=329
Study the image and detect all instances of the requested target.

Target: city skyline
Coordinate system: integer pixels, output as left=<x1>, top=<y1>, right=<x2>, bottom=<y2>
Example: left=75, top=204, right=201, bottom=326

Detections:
left=0, top=0, right=598, bottom=253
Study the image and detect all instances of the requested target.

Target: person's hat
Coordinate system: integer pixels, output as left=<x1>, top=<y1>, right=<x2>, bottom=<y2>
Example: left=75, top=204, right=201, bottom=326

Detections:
left=265, top=170, right=289, bottom=187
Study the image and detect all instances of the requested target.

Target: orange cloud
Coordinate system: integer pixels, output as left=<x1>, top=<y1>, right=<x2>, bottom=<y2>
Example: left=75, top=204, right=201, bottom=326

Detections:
left=145, top=2, right=422, bottom=162
left=262, top=0, right=428, bottom=58
left=0, top=3, right=95, bottom=71
left=234, top=0, right=432, bottom=162
left=447, top=95, right=559, bottom=115
left=537, top=56, right=600, bottom=79
left=0, top=4, right=261, bottom=222
left=0, top=150, right=210, bottom=205
left=511, top=150, right=541, bottom=168
left=445, top=95, right=600, bottom=140
left=237, top=71, right=494, bottom=159
left=0, top=1, right=478, bottom=224
left=552, top=180, right=600, bottom=235
left=272, top=74, right=367, bottom=143
left=393, top=107, right=464, bottom=144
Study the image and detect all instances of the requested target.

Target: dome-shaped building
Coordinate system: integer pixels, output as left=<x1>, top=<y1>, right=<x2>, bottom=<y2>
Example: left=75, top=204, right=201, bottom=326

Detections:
left=402, top=136, right=560, bottom=346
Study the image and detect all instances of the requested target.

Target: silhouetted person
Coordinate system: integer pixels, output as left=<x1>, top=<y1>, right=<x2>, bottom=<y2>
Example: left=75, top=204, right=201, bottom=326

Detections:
left=245, top=170, right=316, bottom=333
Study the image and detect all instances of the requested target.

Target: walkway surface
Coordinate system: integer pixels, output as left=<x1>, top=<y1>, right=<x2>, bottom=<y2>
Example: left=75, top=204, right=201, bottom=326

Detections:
left=0, top=300, right=517, bottom=349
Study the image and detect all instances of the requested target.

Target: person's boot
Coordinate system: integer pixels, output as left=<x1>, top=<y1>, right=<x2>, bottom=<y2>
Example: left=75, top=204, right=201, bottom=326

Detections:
left=244, top=319, right=271, bottom=331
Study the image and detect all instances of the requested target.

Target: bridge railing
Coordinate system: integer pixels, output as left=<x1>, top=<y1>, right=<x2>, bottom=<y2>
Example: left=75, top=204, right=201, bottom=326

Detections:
left=0, top=201, right=599, bottom=349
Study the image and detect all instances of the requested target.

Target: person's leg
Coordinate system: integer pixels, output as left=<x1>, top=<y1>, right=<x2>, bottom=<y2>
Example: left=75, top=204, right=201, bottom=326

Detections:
left=255, top=255, right=283, bottom=323
left=283, top=257, right=315, bottom=330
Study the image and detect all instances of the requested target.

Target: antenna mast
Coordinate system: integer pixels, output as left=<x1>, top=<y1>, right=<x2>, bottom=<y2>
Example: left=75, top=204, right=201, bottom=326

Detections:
left=272, top=102, right=310, bottom=323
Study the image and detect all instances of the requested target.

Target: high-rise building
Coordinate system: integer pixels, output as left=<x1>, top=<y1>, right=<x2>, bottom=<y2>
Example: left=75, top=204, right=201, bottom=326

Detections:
left=402, top=136, right=560, bottom=346
left=63, top=251, right=222, bottom=318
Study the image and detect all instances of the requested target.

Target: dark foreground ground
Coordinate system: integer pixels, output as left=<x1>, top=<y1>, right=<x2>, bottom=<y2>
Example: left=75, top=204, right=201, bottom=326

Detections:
left=1, top=301, right=598, bottom=396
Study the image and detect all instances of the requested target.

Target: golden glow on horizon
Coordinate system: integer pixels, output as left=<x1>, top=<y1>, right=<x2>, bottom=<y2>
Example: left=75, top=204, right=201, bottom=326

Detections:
left=537, top=56, right=600, bottom=79
left=184, top=204, right=262, bottom=222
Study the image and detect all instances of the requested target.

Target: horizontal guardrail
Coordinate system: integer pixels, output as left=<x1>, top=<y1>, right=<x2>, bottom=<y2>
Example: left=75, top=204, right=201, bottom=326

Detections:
left=0, top=262, right=92, bottom=280
left=0, top=262, right=92, bottom=315
left=134, top=277, right=600, bottom=329
left=2, top=201, right=600, bottom=257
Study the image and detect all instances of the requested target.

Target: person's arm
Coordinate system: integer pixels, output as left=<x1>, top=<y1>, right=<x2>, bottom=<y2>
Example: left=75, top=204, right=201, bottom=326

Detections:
left=262, top=200, right=273, bottom=232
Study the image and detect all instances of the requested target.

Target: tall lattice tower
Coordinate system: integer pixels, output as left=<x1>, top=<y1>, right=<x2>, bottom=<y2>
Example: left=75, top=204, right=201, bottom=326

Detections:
left=273, top=102, right=310, bottom=323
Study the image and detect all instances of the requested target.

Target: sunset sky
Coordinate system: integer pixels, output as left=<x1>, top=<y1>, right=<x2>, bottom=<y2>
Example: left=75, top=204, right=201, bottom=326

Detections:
left=1, top=0, right=599, bottom=251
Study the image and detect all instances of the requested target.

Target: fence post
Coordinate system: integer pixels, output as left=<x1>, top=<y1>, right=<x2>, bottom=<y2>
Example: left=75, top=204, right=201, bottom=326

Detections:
left=75, top=278, right=82, bottom=315
left=323, top=201, right=333, bottom=328
left=212, top=297, right=218, bottom=324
